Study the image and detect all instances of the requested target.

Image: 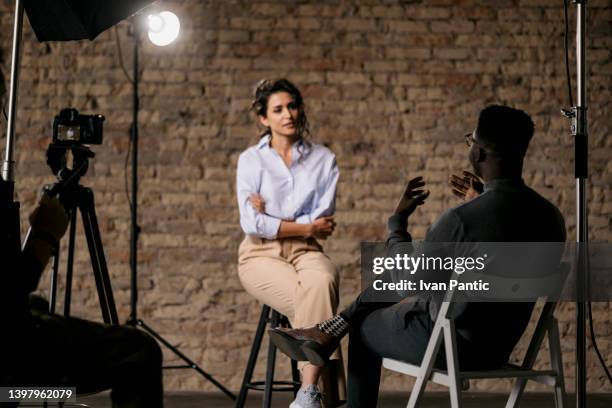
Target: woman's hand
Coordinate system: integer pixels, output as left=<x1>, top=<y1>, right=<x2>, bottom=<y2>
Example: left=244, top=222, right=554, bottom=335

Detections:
left=394, top=176, right=430, bottom=218
left=449, top=171, right=483, bottom=201
left=248, top=193, right=266, bottom=213
left=309, top=216, right=336, bottom=239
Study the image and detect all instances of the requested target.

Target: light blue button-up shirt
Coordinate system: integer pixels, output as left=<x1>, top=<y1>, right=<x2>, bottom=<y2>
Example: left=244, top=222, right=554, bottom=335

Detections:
left=236, top=134, right=339, bottom=239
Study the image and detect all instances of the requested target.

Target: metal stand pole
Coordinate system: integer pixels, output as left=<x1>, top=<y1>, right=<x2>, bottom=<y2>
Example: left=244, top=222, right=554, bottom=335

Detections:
left=125, top=21, right=235, bottom=400
left=129, top=18, right=141, bottom=325
left=573, top=1, right=588, bottom=407
left=2, top=0, right=23, bottom=184
left=1, top=0, right=24, bottom=256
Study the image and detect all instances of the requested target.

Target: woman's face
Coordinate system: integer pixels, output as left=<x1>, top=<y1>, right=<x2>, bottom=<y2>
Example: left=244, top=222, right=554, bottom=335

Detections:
left=259, top=91, right=300, bottom=138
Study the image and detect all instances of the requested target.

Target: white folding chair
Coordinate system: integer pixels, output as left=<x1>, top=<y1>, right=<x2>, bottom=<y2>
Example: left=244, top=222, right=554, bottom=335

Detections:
left=383, top=264, right=569, bottom=408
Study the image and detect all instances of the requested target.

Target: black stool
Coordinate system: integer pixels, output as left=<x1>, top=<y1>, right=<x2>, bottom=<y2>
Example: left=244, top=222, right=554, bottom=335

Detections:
left=235, top=305, right=301, bottom=408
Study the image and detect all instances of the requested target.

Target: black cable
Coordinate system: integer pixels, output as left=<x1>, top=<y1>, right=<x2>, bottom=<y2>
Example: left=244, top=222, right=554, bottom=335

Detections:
left=124, top=129, right=133, bottom=211
left=587, top=305, right=612, bottom=384
left=115, top=26, right=134, bottom=85
left=563, top=0, right=574, bottom=107
left=115, top=25, right=135, bottom=212
left=586, top=245, right=612, bottom=384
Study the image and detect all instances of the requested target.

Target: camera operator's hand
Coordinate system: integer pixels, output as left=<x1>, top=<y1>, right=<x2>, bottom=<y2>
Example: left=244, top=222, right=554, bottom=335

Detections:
left=21, top=193, right=69, bottom=293
left=309, top=216, right=336, bottom=240
left=394, top=176, right=430, bottom=218
left=29, top=193, right=69, bottom=244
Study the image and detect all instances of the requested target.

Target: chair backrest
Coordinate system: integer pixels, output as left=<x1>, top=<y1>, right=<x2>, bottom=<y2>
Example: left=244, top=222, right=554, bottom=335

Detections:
left=441, top=262, right=570, bottom=320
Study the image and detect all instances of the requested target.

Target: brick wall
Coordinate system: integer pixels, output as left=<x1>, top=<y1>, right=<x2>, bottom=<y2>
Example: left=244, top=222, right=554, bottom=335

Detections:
left=1, top=0, right=611, bottom=393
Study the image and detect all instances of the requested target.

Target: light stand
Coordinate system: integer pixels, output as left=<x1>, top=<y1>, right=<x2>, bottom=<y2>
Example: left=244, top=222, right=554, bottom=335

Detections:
left=1, top=0, right=22, bottom=185
left=125, top=19, right=236, bottom=400
left=0, top=0, right=24, bottom=255
left=564, top=1, right=589, bottom=407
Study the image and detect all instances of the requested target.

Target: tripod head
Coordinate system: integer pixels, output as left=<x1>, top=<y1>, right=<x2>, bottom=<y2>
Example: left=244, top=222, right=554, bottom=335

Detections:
left=45, top=142, right=95, bottom=209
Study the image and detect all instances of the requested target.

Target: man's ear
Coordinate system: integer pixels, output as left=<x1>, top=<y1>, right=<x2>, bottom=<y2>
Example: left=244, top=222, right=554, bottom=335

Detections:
left=259, top=115, right=269, bottom=128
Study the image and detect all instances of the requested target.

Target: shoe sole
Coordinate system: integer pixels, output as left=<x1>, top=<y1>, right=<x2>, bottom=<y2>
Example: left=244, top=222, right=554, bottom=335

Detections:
left=268, top=330, right=308, bottom=361
left=300, top=341, right=332, bottom=367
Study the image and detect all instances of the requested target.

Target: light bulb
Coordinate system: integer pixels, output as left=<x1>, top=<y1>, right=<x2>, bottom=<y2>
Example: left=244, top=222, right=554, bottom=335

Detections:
left=147, top=11, right=180, bottom=46
left=147, top=14, right=164, bottom=33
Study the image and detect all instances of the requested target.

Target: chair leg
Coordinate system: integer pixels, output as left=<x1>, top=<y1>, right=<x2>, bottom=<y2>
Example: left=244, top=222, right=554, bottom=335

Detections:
left=506, top=304, right=557, bottom=408
left=443, top=321, right=462, bottom=408
left=236, top=305, right=271, bottom=408
left=407, top=322, right=445, bottom=408
left=548, top=318, right=567, bottom=408
left=263, top=310, right=280, bottom=408
left=505, top=377, right=528, bottom=408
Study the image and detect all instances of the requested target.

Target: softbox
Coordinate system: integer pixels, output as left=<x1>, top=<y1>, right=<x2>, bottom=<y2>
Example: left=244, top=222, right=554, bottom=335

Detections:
left=24, top=0, right=155, bottom=42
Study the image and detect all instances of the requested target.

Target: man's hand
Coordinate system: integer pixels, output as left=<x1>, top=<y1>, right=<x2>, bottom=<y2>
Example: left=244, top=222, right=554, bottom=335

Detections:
left=449, top=171, right=483, bottom=201
left=248, top=193, right=266, bottom=214
left=21, top=193, right=69, bottom=292
left=29, top=193, right=69, bottom=242
left=394, top=176, right=430, bottom=217
left=309, top=216, right=336, bottom=239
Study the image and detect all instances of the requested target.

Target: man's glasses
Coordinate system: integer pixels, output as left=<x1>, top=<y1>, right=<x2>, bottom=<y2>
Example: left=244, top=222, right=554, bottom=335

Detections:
left=464, top=132, right=476, bottom=147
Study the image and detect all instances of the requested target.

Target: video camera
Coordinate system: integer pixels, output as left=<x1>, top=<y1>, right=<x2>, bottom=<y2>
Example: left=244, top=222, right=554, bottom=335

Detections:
left=53, top=108, right=104, bottom=145
left=46, top=108, right=105, bottom=199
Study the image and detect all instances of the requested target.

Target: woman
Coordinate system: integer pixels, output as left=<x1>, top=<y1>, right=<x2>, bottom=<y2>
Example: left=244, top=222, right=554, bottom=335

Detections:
left=236, top=78, right=345, bottom=407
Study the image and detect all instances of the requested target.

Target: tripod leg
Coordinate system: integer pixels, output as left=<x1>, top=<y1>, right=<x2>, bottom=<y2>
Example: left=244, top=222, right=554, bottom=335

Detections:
left=63, top=208, right=77, bottom=317
left=78, top=188, right=119, bottom=325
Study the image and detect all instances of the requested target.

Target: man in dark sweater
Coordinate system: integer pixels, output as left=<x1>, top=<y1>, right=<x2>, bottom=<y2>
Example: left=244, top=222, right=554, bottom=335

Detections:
left=269, top=105, right=566, bottom=407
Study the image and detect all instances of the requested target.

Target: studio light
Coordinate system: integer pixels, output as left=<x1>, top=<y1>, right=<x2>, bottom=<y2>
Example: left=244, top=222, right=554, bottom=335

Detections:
left=147, top=11, right=180, bottom=46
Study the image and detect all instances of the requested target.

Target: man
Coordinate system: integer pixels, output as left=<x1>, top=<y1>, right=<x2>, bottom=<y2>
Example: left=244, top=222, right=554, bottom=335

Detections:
left=269, top=105, right=566, bottom=407
left=0, top=188, right=164, bottom=407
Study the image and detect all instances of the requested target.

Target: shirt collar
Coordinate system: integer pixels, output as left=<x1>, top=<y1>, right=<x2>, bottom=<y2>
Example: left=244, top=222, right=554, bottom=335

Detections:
left=257, top=133, right=272, bottom=149
left=483, top=178, right=526, bottom=193
left=256, top=134, right=312, bottom=156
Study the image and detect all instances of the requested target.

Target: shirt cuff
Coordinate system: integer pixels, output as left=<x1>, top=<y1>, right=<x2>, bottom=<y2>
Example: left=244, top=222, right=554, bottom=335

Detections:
left=388, top=213, right=407, bottom=232
left=260, top=215, right=282, bottom=239
left=295, top=214, right=311, bottom=224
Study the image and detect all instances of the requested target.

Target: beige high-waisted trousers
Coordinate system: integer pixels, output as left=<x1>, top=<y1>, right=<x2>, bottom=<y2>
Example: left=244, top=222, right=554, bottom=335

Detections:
left=238, top=235, right=346, bottom=404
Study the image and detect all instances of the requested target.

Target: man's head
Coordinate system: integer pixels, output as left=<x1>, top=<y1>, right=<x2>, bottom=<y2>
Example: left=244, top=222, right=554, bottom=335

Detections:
left=468, top=105, right=534, bottom=180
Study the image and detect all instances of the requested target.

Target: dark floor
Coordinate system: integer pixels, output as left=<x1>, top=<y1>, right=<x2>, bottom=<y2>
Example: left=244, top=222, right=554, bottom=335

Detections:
left=74, top=391, right=612, bottom=408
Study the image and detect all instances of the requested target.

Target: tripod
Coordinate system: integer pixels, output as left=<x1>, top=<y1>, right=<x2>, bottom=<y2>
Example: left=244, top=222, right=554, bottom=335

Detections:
left=43, top=143, right=118, bottom=324
left=125, top=21, right=235, bottom=400
left=49, top=182, right=118, bottom=324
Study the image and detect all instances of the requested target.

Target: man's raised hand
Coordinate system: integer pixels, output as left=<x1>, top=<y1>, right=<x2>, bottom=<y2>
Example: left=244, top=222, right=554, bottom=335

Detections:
left=394, top=176, right=430, bottom=217
left=449, top=171, right=483, bottom=201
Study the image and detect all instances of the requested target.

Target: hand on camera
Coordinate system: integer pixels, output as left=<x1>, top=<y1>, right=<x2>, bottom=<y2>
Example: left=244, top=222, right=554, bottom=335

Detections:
left=248, top=193, right=266, bottom=214
left=394, top=176, right=430, bottom=218
left=29, top=193, right=69, bottom=244
left=309, top=216, right=336, bottom=240
left=449, top=171, right=483, bottom=201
